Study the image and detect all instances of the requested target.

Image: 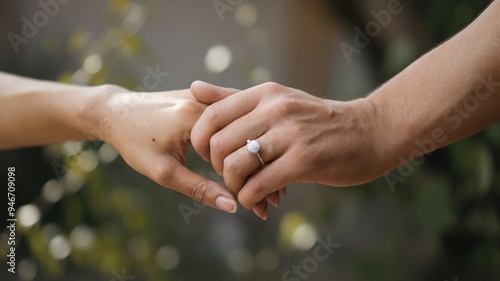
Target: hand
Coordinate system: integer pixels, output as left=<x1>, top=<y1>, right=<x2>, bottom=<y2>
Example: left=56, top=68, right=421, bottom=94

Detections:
left=191, top=81, right=386, bottom=211
left=188, top=82, right=285, bottom=220
left=87, top=86, right=238, bottom=214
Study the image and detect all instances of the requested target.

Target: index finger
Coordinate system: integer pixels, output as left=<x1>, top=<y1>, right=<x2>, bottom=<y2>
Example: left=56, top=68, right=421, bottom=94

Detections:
left=191, top=83, right=264, bottom=162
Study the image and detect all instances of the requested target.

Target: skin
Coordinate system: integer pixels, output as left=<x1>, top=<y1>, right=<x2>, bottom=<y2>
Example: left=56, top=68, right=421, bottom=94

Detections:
left=191, top=0, right=500, bottom=218
left=0, top=72, right=238, bottom=214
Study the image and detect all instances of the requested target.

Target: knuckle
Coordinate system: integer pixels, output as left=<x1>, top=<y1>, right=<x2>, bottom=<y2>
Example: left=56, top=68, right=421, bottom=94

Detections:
left=202, top=104, right=222, bottom=124
left=269, top=98, right=302, bottom=118
left=249, top=181, right=265, bottom=197
left=262, top=82, right=284, bottom=93
left=177, top=99, right=205, bottom=116
left=189, top=180, right=209, bottom=204
left=171, top=101, right=205, bottom=125
left=97, top=84, right=126, bottom=95
left=209, top=135, right=226, bottom=156
left=224, top=157, right=241, bottom=175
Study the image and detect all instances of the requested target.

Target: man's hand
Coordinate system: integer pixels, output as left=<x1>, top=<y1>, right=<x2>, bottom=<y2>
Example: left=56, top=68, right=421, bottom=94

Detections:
left=191, top=81, right=386, bottom=211
left=188, top=82, right=285, bottom=219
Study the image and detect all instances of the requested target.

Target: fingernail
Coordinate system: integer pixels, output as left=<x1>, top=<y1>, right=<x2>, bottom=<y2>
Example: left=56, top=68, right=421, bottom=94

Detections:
left=253, top=208, right=267, bottom=221
left=192, top=80, right=207, bottom=86
left=268, top=195, right=279, bottom=208
left=194, top=80, right=214, bottom=87
left=215, top=196, right=237, bottom=213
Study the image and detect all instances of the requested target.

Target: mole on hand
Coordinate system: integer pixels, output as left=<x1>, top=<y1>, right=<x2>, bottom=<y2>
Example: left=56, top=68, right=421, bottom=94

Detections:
left=152, top=138, right=156, bottom=142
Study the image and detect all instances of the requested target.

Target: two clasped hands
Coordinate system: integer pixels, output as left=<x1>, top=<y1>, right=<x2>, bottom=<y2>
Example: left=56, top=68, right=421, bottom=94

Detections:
left=96, top=80, right=382, bottom=220
left=1, top=68, right=393, bottom=220
left=1, top=71, right=384, bottom=220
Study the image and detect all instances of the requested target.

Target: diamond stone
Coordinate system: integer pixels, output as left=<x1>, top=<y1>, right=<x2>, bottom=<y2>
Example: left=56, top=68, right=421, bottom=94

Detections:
left=246, top=140, right=260, bottom=154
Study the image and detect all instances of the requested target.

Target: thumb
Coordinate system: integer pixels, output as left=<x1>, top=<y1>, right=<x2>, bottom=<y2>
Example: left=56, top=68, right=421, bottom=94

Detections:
left=190, top=80, right=240, bottom=104
left=165, top=161, right=237, bottom=214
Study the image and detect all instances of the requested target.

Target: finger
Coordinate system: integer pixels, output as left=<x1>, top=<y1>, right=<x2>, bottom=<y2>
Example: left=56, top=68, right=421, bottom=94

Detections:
left=279, top=186, right=287, bottom=198
left=191, top=86, right=263, bottom=162
left=252, top=199, right=268, bottom=220
left=237, top=154, right=298, bottom=209
left=210, top=113, right=270, bottom=175
left=190, top=80, right=240, bottom=105
left=266, top=191, right=280, bottom=207
left=165, top=161, right=237, bottom=214
left=223, top=131, right=286, bottom=194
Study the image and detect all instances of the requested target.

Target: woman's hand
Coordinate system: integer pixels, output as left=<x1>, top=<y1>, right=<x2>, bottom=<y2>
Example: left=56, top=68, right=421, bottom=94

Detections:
left=87, top=86, right=238, bottom=214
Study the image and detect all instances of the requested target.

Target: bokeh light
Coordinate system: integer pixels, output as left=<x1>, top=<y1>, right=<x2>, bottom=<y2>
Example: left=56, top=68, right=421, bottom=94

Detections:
left=18, top=259, right=37, bottom=281
left=17, top=204, right=41, bottom=228
left=79, top=152, right=99, bottom=172
left=155, top=246, right=180, bottom=271
left=70, top=225, right=96, bottom=250
left=98, top=143, right=119, bottom=164
left=49, top=235, right=72, bottom=260
left=70, top=69, right=90, bottom=85
left=42, top=180, right=63, bottom=203
left=123, top=4, right=147, bottom=34
left=205, top=45, right=232, bottom=73
left=62, top=170, right=84, bottom=194
left=83, top=54, right=103, bottom=75
left=291, top=223, right=317, bottom=251
left=250, top=67, right=272, bottom=85
left=235, top=3, right=259, bottom=27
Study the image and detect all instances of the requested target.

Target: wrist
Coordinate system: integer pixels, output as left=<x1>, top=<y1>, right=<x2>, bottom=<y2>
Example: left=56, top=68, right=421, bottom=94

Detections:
left=348, top=96, right=396, bottom=178
left=322, top=97, right=392, bottom=183
left=365, top=86, right=412, bottom=175
left=80, top=84, right=127, bottom=142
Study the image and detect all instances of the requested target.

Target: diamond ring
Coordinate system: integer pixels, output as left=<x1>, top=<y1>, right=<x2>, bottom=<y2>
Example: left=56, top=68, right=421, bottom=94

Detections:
left=246, top=139, right=265, bottom=167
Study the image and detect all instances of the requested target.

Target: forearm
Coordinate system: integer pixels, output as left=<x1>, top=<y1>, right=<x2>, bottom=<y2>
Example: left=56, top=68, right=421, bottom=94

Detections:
left=0, top=72, right=117, bottom=149
left=367, top=1, right=500, bottom=173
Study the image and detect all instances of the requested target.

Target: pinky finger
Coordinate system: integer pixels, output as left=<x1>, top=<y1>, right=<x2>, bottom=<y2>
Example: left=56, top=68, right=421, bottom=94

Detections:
left=279, top=186, right=287, bottom=198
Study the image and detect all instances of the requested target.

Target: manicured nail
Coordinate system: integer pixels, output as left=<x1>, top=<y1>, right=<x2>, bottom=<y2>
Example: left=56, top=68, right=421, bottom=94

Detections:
left=268, top=194, right=279, bottom=208
left=215, top=196, right=237, bottom=213
left=253, top=208, right=267, bottom=221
